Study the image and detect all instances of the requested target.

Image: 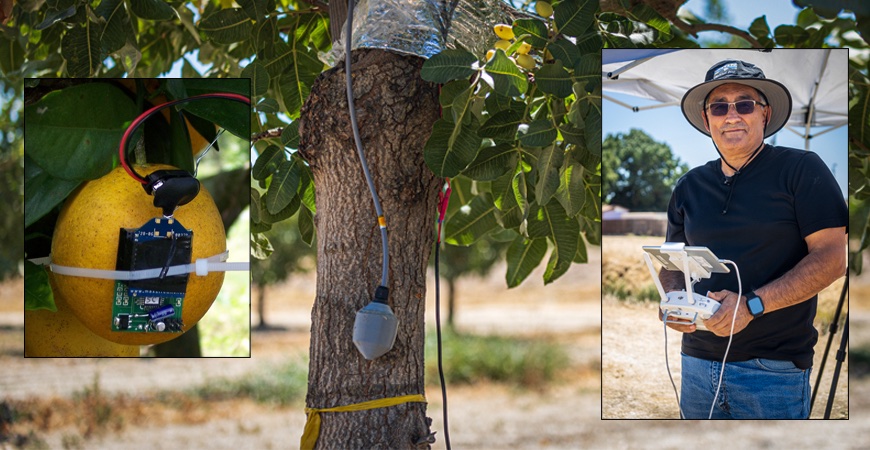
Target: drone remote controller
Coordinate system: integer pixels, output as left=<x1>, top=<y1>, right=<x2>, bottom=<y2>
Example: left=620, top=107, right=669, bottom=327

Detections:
left=642, top=243, right=730, bottom=332
left=660, top=291, right=720, bottom=330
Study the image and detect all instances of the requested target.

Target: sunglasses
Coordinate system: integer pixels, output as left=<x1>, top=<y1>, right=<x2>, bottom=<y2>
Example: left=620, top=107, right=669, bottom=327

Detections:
left=706, top=100, right=767, bottom=116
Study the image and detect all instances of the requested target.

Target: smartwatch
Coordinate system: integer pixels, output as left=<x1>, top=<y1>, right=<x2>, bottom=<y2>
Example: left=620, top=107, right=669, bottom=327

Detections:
left=746, top=291, right=764, bottom=319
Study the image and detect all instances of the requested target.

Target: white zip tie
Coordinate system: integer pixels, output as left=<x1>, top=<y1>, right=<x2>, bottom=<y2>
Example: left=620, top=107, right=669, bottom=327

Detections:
left=29, top=251, right=249, bottom=280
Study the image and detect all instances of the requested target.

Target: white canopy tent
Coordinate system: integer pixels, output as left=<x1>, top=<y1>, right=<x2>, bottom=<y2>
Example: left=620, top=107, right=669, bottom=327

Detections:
left=601, top=49, right=849, bottom=151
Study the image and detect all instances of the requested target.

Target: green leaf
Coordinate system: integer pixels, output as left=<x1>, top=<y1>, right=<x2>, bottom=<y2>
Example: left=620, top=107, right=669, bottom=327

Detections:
left=444, top=194, right=499, bottom=246
left=256, top=98, right=280, bottom=113
left=447, top=83, right=475, bottom=125
left=575, top=30, right=602, bottom=54
left=492, top=172, right=525, bottom=229
left=24, top=83, right=138, bottom=181
left=512, top=18, right=549, bottom=48
left=61, top=20, right=102, bottom=77
left=298, top=164, right=316, bottom=213
left=505, top=237, right=547, bottom=288
left=773, top=25, right=809, bottom=47
left=512, top=167, right=529, bottom=220
left=281, top=120, right=301, bottom=149
left=584, top=108, right=602, bottom=158
left=277, top=44, right=322, bottom=119
left=484, top=50, right=528, bottom=98
left=749, top=15, right=771, bottom=39
left=628, top=4, right=672, bottom=41
left=479, top=109, right=523, bottom=141
left=253, top=145, right=285, bottom=180
left=35, top=3, right=77, bottom=30
left=25, top=261, right=56, bottom=312
left=546, top=38, right=581, bottom=68
left=424, top=118, right=481, bottom=177
left=265, top=159, right=300, bottom=214
left=251, top=189, right=262, bottom=224
left=559, top=123, right=584, bottom=146
left=421, top=49, right=478, bottom=83
left=238, top=0, right=274, bottom=22
left=573, top=237, right=588, bottom=263
left=535, top=144, right=565, bottom=205
left=200, top=8, right=253, bottom=44
left=0, top=35, right=24, bottom=75
left=96, top=0, right=131, bottom=54
left=168, top=108, right=194, bottom=173
left=439, top=80, right=472, bottom=109
left=299, top=206, right=315, bottom=246
left=251, top=231, right=274, bottom=260
left=527, top=202, right=580, bottom=283
left=23, top=156, right=81, bottom=228
left=535, top=62, right=573, bottom=98
left=259, top=194, right=300, bottom=224
left=463, top=143, right=517, bottom=181
left=242, top=61, right=270, bottom=97
left=554, top=0, right=596, bottom=37
left=543, top=245, right=572, bottom=284
left=555, top=158, right=586, bottom=217
left=254, top=17, right=278, bottom=57
left=850, top=81, right=870, bottom=155
left=519, top=120, right=557, bottom=147
left=129, top=0, right=176, bottom=21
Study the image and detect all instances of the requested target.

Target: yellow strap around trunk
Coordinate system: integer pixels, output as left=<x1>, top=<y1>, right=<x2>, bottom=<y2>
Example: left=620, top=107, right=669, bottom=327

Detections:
left=300, top=394, right=427, bottom=449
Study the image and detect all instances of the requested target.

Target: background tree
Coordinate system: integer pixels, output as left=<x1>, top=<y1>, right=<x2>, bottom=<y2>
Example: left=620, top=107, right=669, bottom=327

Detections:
left=250, top=213, right=316, bottom=330
left=0, top=81, right=22, bottom=280
left=4, top=0, right=870, bottom=448
left=436, top=236, right=509, bottom=329
left=603, top=128, right=688, bottom=211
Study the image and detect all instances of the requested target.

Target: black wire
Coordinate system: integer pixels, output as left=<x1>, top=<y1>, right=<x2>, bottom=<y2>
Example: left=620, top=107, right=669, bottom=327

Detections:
left=434, top=242, right=451, bottom=450
left=158, top=233, right=178, bottom=280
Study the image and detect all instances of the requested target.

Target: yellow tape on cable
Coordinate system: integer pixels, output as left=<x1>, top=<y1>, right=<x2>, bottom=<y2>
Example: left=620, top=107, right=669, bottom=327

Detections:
left=300, top=394, right=427, bottom=449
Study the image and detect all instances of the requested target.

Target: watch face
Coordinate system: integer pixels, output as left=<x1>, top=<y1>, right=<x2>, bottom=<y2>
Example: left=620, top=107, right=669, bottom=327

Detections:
left=748, top=297, right=763, bottom=315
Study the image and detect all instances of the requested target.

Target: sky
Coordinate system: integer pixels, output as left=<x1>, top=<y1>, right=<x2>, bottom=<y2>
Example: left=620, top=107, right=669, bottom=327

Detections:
left=602, top=0, right=849, bottom=198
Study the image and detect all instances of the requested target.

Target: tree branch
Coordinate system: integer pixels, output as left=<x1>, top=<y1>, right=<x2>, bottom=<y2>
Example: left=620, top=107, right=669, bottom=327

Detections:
left=666, top=12, right=764, bottom=48
left=252, top=127, right=284, bottom=143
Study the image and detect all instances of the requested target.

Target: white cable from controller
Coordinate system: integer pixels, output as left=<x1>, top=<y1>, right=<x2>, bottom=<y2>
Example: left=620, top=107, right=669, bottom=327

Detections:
left=708, top=259, right=741, bottom=420
left=28, top=251, right=249, bottom=280
left=662, top=312, right=684, bottom=419
left=662, top=258, right=742, bottom=419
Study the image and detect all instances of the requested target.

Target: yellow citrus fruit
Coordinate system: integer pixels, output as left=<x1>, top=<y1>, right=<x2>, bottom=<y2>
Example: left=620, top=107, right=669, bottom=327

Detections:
left=51, top=164, right=226, bottom=345
left=536, top=1, right=554, bottom=17
left=516, top=42, right=532, bottom=55
left=494, top=39, right=511, bottom=51
left=25, top=274, right=140, bottom=357
left=494, top=24, right=515, bottom=40
left=516, top=54, right=536, bottom=70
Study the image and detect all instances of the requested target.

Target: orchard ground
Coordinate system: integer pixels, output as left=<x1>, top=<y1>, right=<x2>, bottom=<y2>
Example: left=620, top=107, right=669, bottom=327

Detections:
left=2, top=237, right=869, bottom=449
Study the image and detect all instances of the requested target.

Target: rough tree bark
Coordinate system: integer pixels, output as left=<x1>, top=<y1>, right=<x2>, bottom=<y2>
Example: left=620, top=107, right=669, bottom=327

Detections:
left=299, top=49, right=441, bottom=448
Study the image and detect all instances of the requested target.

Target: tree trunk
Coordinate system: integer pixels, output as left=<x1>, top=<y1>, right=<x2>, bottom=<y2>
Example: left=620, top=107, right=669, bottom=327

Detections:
left=256, top=282, right=267, bottom=329
left=447, top=276, right=456, bottom=330
left=299, top=49, right=441, bottom=449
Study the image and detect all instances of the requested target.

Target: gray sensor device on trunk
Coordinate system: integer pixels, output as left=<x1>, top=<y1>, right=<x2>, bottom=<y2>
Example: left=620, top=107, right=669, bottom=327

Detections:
left=353, top=286, right=398, bottom=360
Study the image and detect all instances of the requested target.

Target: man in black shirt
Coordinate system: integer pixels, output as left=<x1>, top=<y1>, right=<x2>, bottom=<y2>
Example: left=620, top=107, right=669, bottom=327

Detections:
left=661, top=59, right=847, bottom=419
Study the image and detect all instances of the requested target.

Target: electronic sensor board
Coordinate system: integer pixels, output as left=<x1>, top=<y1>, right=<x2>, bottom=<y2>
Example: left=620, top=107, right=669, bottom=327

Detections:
left=112, top=218, right=192, bottom=333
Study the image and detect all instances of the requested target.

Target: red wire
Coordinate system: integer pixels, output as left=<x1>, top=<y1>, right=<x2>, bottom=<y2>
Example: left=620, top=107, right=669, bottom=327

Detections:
left=119, top=93, right=251, bottom=184
left=436, top=178, right=452, bottom=244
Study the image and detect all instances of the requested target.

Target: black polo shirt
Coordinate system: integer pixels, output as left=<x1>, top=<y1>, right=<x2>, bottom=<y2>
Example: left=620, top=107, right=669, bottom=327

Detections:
left=666, top=145, right=847, bottom=369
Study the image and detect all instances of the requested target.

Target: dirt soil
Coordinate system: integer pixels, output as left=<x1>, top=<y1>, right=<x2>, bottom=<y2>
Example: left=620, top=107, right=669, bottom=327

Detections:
left=3, top=236, right=870, bottom=449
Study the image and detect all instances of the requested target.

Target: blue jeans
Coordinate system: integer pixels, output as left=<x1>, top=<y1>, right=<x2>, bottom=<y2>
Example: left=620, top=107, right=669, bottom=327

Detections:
left=680, top=353, right=811, bottom=419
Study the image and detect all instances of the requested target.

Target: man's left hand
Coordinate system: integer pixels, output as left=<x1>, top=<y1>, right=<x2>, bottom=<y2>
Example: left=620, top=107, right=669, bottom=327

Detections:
left=703, top=290, right=753, bottom=336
